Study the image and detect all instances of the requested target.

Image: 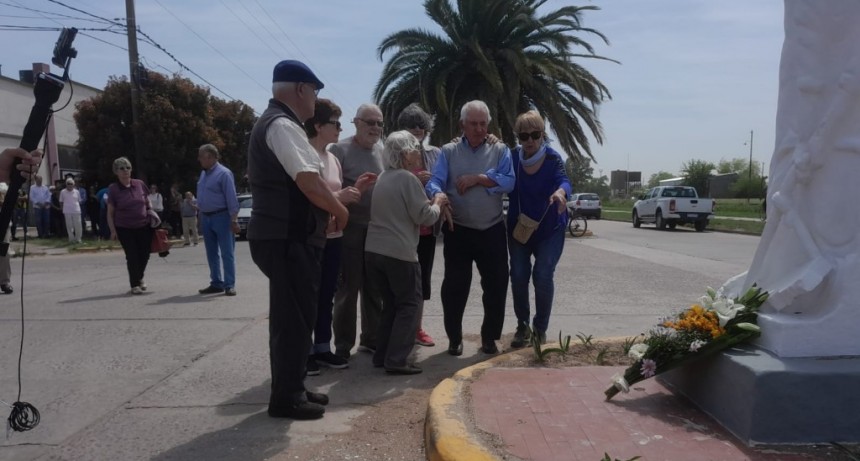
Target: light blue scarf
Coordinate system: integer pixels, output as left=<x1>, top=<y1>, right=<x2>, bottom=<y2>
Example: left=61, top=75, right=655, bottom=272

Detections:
left=519, top=142, right=547, bottom=168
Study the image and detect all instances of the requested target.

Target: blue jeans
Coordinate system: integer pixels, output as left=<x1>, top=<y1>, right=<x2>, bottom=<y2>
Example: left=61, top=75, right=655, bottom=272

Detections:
left=313, top=237, right=342, bottom=354
left=201, top=211, right=235, bottom=289
left=35, top=206, right=50, bottom=238
left=508, top=226, right=565, bottom=333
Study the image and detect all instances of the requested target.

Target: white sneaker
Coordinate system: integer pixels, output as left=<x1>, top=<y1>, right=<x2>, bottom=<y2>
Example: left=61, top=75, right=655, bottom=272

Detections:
left=140, top=281, right=147, bottom=291
left=131, top=286, right=143, bottom=295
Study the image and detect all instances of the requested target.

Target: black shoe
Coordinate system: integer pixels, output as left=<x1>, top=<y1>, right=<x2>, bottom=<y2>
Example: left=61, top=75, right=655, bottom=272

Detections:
left=510, top=324, right=530, bottom=348
left=224, top=288, right=237, bottom=296
left=334, top=349, right=351, bottom=360
left=385, top=364, right=422, bottom=375
left=448, top=341, right=463, bottom=356
left=0, top=284, right=12, bottom=294
left=267, top=401, right=325, bottom=420
left=481, top=339, right=499, bottom=354
left=535, top=330, right=547, bottom=345
left=198, top=285, right=224, bottom=294
left=305, top=391, right=329, bottom=406
left=306, top=356, right=320, bottom=376
left=314, top=352, right=349, bottom=369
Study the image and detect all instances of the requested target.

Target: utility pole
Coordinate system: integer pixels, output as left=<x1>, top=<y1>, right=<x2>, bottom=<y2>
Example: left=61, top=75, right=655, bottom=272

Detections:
left=125, top=0, right=146, bottom=183
left=747, top=130, right=754, bottom=203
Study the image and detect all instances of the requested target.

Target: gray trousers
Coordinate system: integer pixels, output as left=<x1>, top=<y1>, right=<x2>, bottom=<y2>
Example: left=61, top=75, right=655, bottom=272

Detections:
left=365, top=252, right=421, bottom=368
left=332, top=224, right=383, bottom=355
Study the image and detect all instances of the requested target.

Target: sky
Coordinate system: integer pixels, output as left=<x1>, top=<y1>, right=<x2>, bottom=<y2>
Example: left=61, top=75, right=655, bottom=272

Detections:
left=0, top=0, right=785, bottom=181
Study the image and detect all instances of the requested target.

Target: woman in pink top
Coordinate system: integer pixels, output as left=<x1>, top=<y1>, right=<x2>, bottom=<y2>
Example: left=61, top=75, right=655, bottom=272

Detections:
left=303, top=99, right=376, bottom=374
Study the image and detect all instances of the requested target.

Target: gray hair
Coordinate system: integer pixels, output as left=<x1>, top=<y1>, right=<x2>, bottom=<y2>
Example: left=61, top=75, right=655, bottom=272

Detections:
left=383, top=130, right=421, bottom=170
left=199, top=143, right=220, bottom=159
left=459, top=100, right=492, bottom=122
left=112, top=156, right=132, bottom=172
left=397, top=103, right=434, bottom=132
left=355, top=103, right=382, bottom=119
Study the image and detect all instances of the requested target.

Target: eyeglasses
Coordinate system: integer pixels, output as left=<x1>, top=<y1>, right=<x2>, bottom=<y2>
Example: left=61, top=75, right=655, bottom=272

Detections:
left=358, top=119, right=384, bottom=128
left=116, top=166, right=131, bottom=171
left=323, top=120, right=342, bottom=129
left=300, top=83, right=320, bottom=97
left=517, top=131, right=543, bottom=142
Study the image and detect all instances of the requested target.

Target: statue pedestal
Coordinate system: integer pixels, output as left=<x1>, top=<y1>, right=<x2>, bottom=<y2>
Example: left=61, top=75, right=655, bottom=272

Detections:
left=660, top=345, right=860, bottom=445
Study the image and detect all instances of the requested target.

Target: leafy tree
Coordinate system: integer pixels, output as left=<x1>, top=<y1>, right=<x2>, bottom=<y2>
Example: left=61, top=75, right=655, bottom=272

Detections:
left=647, top=171, right=676, bottom=188
left=681, top=159, right=715, bottom=197
left=74, top=72, right=256, bottom=193
left=565, top=156, right=594, bottom=192
left=374, top=0, right=616, bottom=161
left=716, top=158, right=748, bottom=174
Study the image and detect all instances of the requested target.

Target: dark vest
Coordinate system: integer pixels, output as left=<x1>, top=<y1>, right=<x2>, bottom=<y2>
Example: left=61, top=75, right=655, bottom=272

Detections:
left=246, top=99, right=328, bottom=247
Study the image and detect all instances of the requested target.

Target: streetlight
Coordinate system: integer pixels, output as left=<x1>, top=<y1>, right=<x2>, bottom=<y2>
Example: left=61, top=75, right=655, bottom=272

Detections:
left=744, top=130, right=754, bottom=203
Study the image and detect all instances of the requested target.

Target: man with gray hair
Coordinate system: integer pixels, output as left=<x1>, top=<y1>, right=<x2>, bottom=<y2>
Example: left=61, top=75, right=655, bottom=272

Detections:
left=196, top=143, right=240, bottom=296
left=331, top=104, right=383, bottom=359
left=248, top=59, right=348, bottom=420
left=426, top=100, right=515, bottom=356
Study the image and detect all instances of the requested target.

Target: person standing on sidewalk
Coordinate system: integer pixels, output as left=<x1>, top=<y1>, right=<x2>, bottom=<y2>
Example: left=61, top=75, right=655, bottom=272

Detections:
left=248, top=60, right=348, bottom=420
left=29, top=175, right=50, bottom=238
left=59, top=177, right=82, bottom=243
left=180, top=191, right=199, bottom=246
left=426, top=100, right=515, bottom=356
left=330, top=104, right=385, bottom=359
left=506, top=111, right=571, bottom=348
left=147, top=184, right=165, bottom=224
left=0, top=147, right=42, bottom=294
left=196, top=144, right=240, bottom=297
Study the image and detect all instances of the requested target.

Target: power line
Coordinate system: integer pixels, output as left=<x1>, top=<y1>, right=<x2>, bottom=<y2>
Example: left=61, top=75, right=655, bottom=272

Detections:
left=217, top=0, right=281, bottom=59
left=0, top=0, right=112, bottom=24
left=44, top=0, right=122, bottom=27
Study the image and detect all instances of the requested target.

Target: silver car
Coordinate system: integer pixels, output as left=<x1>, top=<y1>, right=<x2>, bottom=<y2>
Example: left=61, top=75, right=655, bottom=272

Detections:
left=236, top=194, right=252, bottom=239
left=567, top=193, right=601, bottom=219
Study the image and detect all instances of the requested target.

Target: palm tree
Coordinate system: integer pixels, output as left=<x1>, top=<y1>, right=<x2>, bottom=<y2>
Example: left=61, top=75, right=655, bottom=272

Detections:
left=374, top=0, right=616, bottom=161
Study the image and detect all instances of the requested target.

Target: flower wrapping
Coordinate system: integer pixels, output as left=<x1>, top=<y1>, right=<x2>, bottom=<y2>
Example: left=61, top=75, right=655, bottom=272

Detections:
left=605, top=285, right=768, bottom=400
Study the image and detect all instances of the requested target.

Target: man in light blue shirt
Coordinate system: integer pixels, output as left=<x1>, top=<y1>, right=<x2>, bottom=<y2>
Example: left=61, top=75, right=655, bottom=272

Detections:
left=28, top=175, right=51, bottom=238
left=196, top=144, right=240, bottom=296
left=426, top=100, right=515, bottom=356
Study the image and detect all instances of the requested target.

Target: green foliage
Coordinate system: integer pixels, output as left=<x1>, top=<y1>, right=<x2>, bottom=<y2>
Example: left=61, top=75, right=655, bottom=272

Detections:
left=646, top=171, right=676, bottom=188
left=374, top=0, right=617, bottom=161
left=74, top=72, right=257, bottom=193
left=729, top=176, right=766, bottom=200
left=621, top=336, right=638, bottom=355
left=681, top=159, right=716, bottom=197
left=716, top=158, right=749, bottom=174
left=575, top=332, right=594, bottom=347
left=530, top=327, right=568, bottom=362
left=595, top=345, right=610, bottom=365
left=558, top=331, right=571, bottom=353
left=565, top=156, right=593, bottom=191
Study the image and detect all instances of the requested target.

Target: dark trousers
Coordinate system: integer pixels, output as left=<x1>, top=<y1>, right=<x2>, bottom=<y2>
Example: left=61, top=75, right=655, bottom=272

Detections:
left=440, top=221, right=509, bottom=343
left=366, top=252, right=422, bottom=369
left=417, top=234, right=436, bottom=301
left=250, top=239, right=322, bottom=407
left=10, top=208, right=26, bottom=238
left=332, top=223, right=383, bottom=355
left=313, top=237, right=342, bottom=353
left=116, top=226, right=153, bottom=288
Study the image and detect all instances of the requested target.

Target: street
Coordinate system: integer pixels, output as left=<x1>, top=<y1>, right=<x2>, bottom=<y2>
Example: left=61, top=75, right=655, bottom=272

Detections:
left=0, top=221, right=760, bottom=460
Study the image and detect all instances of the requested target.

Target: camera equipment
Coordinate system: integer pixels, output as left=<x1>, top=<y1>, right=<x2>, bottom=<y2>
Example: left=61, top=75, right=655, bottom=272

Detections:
left=0, top=27, right=78, bottom=257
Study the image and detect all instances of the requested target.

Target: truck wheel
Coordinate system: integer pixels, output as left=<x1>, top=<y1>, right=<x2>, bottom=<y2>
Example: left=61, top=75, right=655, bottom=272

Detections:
left=632, top=211, right=641, bottom=228
left=656, top=211, right=666, bottom=230
left=695, top=220, right=707, bottom=232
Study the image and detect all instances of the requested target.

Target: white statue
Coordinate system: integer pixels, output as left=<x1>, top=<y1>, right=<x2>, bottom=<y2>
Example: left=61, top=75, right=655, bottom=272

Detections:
left=726, top=0, right=860, bottom=357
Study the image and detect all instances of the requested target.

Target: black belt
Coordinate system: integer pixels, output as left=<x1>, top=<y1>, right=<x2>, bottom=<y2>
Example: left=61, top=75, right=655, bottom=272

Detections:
left=201, top=208, right=228, bottom=216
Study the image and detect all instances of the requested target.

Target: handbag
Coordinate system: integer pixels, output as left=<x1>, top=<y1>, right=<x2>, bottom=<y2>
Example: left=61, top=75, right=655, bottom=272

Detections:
left=511, top=161, right=552, bottom=244
left=151, top=228, right=171, bottom=257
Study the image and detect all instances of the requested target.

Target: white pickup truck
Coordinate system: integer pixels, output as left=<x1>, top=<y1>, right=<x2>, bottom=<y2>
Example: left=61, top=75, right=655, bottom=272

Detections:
left=632, top=186, right=714, bottom=232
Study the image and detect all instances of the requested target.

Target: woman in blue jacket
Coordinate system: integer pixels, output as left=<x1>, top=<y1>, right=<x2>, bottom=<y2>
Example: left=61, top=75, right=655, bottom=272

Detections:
left=506, top=110, right=571, bottom=347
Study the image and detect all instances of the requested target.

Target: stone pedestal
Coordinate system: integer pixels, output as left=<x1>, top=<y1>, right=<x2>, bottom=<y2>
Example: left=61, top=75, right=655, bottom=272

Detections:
left=660, top=345, right=860, bottom=445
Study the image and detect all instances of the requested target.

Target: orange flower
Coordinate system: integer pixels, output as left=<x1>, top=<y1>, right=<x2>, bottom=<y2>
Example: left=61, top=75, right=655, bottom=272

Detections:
left=663, top=304, right=725, bottom=338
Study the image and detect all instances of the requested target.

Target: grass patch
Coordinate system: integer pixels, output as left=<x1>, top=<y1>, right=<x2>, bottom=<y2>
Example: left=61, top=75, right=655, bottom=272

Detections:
left=601, top=208, right=764, bottom=235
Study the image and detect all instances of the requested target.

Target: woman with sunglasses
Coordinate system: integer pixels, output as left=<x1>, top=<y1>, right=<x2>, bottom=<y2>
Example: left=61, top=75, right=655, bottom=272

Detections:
left=304, top=98, right=374, bottom=374
left=506, top=110, right=571, bottom=348
left=397, top=103, right=442, bottom=348
left=106, top=157, right=155, bottom=295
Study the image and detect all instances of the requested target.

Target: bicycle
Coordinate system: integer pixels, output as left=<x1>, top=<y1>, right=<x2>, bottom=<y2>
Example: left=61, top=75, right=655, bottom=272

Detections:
left=568, top=209, right=587, bottom=237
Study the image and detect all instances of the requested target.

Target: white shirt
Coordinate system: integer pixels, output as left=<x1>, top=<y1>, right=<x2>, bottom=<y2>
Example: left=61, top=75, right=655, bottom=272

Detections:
left=265, top=117, right=322, bottom=180
left=59, top=188, right=81, bottom=214
left=148, top=192, right=164, bottom=211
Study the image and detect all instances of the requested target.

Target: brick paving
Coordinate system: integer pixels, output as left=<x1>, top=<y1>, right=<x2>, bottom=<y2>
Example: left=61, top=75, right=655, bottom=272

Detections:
left=470, top=366, right=823, bottom=461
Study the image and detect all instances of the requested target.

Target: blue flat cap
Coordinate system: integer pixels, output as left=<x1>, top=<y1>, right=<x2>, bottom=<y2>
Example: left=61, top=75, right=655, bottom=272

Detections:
left=272, top=60, right=324, bottom=89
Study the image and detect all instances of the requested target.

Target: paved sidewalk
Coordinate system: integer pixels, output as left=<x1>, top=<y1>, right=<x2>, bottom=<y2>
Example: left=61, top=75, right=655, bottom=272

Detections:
left=426, top=353, right=849, bottom=461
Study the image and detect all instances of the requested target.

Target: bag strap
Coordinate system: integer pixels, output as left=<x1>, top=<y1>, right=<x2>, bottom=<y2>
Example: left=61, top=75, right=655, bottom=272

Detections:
left=517, top=160, right=553, bottom=224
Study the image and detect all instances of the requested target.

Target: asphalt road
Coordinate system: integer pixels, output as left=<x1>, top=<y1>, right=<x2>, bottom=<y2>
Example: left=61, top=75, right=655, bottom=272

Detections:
left=0, top=221, right=759, bottom=460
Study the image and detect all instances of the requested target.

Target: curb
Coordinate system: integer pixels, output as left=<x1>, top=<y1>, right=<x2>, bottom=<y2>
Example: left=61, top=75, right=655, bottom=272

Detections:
left=425, top=346, right=561, bottom=461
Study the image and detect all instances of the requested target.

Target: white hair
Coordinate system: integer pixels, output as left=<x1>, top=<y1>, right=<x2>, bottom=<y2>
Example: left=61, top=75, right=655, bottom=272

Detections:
left=459, top=100, right=492, bottom=122
left=272, top=81, right=296, bottom=95
left=383, top=131, right=421, bottom=170
left=355, top=103, right=382, bottom=119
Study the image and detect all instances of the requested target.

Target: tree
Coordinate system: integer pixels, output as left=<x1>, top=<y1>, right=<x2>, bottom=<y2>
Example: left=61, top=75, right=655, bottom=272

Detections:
left=564, top=156, right=594, bottom=192
left=716, top=158, right=748, bottom=174
left=74, top=72, right=256, bottom=193
left=681, top=159, right=715, bottom=196
left=647, top=171, right=676, bottom=188
left=374, top=0, right=616, bottom=161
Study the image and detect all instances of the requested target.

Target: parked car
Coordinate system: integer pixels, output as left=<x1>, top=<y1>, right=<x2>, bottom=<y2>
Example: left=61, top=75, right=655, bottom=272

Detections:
left=567, top=193, right=601, bottom=219
left=236, top=193, right=252, bottom=239
left=632, top=186, right=714, bottom=232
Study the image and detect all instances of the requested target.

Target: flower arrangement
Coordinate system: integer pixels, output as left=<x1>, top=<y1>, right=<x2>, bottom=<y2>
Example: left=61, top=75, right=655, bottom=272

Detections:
left=605, top=285, right=768, bottom=400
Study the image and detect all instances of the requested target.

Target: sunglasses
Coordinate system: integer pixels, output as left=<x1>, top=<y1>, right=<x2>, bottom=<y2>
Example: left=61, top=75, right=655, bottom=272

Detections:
left=517, top=131, right=543, bottom=142
left=300, top=83, right=320, bottom=97
left=323, top=120, right=342, bottom=129
left=116, top=166, right=132, bottom=171
left=358, top=119, right=384, bottom=128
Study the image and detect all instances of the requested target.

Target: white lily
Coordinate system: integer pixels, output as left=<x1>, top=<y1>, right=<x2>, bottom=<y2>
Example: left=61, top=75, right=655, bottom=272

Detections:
left=711, top=298, right=746, bottom=327
left=735, top=322, right=760, bottom=333
left=628, top=343, right=649, bottom=360
left=611, top=373, right=630, bottom=393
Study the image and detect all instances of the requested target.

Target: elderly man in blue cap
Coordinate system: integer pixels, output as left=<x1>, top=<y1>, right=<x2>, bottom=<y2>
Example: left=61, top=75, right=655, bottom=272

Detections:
left=247, top=60, right=350, bottom=420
